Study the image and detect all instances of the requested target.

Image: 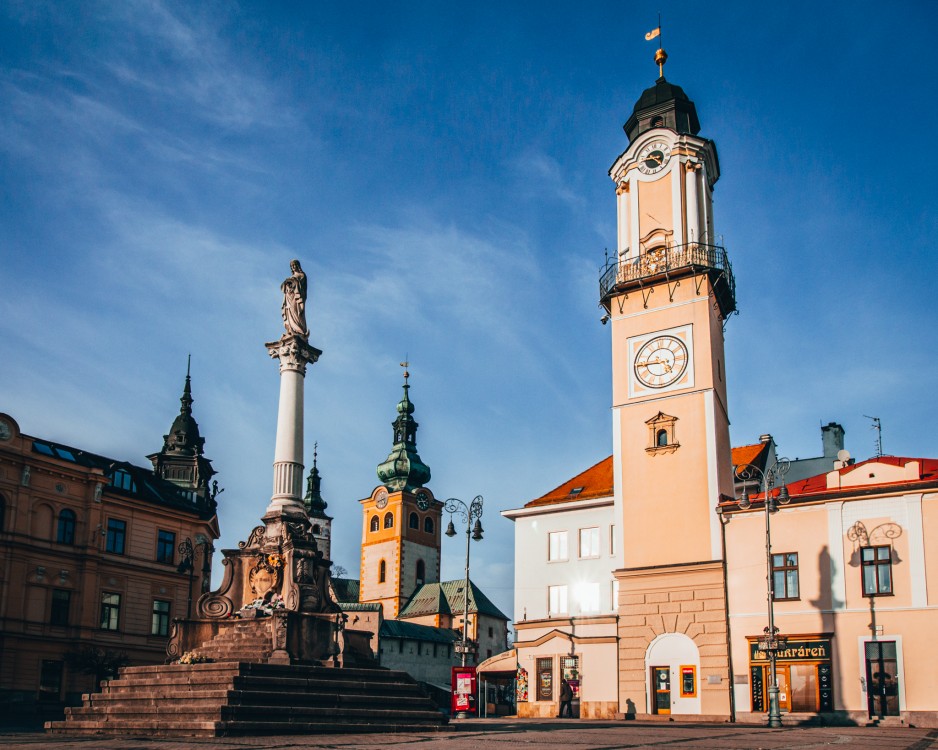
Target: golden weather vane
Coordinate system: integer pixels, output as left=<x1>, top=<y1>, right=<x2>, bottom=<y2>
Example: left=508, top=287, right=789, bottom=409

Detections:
left=645, top=13, right=667, bottom=78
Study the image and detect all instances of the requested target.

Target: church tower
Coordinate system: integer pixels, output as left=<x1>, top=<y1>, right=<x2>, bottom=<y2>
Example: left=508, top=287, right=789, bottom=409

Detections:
left=602, top=47, right=736, bottom=718
left=303, top=444, right=332, bottom=559
left=147, top=360, right=217, bottom=513
left=358, top=366, right=442, bottom=619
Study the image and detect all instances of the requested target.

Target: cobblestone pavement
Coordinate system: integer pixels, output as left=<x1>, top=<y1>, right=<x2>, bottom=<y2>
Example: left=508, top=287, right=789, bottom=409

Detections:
left=2, top=719, right=937, bottom=750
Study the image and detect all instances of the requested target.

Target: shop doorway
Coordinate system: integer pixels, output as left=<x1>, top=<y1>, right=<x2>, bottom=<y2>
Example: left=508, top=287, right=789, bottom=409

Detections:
left=651, top=667, right=670, bottom=715
left=865, top=641, right=899, bottom=718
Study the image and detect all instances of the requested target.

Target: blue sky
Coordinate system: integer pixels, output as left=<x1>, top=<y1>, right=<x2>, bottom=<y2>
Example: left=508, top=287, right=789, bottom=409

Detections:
left=2, top=1, right=937, bottom=623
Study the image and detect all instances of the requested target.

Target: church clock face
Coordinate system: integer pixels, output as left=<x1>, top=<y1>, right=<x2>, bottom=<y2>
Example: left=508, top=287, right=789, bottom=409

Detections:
left=415, top=490, right=431, bottom=511
left=637, top=140, right=671, bottom=174
left=375, top=489, right=388, bottom=509
left=634, top=335, right=688, bottom=388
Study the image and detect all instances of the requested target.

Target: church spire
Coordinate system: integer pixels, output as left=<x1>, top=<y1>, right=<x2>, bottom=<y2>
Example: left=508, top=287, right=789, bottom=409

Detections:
left=375, top=362, right=431, bottom=492
left=304, top=442, right=329, bottom=517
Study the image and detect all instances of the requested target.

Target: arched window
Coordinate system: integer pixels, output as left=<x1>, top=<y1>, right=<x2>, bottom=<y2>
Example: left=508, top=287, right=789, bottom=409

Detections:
left=424, top=517, right=434, bottom=534
left=416, top=559, right=425, bottom=586
left=409, top=512, right=419, bottom=529
left=57, top=509, right=76, bottom=545
left=379, top=559, right=387, bottom=583
left=370, top=515, right=379, bottom=532
left=656, top=429, right=669, bottom=447
left=384, top=512, right=394, bottom=529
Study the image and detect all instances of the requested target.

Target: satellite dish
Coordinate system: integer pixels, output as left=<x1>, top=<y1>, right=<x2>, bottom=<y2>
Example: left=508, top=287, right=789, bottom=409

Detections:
left=837, top=449, right=851, bottom=463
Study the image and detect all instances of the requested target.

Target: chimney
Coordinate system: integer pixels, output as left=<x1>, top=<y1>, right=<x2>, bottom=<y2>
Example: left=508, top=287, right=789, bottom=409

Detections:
left=821, top=422, right=845, bottom=459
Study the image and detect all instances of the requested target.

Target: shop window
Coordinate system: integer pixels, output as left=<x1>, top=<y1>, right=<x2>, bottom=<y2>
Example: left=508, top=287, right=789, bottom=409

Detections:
left=105, top=518, right=126, bottom=555
left=57, top=509, right=76, bottom=545
left=536, top=657, right=553, bottom=701
left=861, top=546, right=893, bottom=595
left=772, top=552, right=800, bottom=600
left=156, top=530, right=175, bottom=564
left=409, top=512, right=419, bottom=529
left=100, top=592, right=121, bottom=630
left=424, top=517, right=434, bottom=533
left=548, top=531, right=568, bottom=561
left=50, top=589, right=71, bottom=626
left=383, top=512, right=394, bottom=529
left=370, top=515, right=379, bottom=532
left=379, top=559, right=386, bottom=584
left=548, top=585, right=568, bottom=616
left=151, top=600, right=170, bottom=636
left=579, top=527, right=600, bottom=558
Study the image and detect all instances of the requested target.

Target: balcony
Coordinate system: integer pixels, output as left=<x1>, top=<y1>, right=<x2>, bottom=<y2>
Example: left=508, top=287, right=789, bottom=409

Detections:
left=599, top=241, right=737, bottom=319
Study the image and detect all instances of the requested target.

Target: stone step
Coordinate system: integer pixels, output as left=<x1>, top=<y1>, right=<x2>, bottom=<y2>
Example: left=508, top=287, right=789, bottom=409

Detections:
left=47, top=718, right=450, bottom=737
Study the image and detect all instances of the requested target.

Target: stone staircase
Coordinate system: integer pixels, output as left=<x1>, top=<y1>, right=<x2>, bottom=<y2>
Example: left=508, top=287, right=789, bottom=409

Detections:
left=46, top=662, right=450, bottom=736
left=189, top=619, right=274, bottom=663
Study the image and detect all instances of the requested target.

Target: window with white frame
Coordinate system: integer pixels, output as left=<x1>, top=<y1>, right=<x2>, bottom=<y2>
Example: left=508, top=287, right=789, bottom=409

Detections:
left=548, top=585, right=568, bottom=616
left=577, top=581, right=601, bottom=613
left=548, top=531, right=568, bottom=561
left=579, top=527, right=600, bottom=558
left=611, top=579, right=620, bottom=610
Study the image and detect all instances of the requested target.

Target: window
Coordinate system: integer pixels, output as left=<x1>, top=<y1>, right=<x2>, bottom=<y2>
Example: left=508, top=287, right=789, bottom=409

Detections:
left=548, top=531, right=568, bottom=561
left=156, top=530, right=176, bottom=564
left=576, top=581, right=601, bottom=613
left=772, top=552, right=800, bottom=600
left=610, top=525, right=616, bottom=556
left=409, top=512, right=419, bottom=529
left=536, top=657, right=553, bottom=701
left=656, top=429, right=668, bottom=447
left=612, top=579, right=620, bottom=609
left=109, top=469, right=136, bottom=492
left=0, top=493, right=5, bottom=531
left=57, top=509, right=76, bottom=545
left=100, top=592, right=121, bottom=630
left=383, top=512, right=394, bottom=529
left=39, top=660, right=63, bottom=700
left=579, top=527, right=600, bottom=558
left=548, top=585, right=568, bottom=616
left=416, top=559, right=425, bottom=586
left=424, top=517, right=434, bottom=533
left=862, top=546, right=893, bottom=595
left=50, top=589, right=71, bottom=626
left=105, top=518, right=126, bottom=554
left=151, top=600, right=170, bottom=636
left=370, top=515, right=379, bottom=532
left=379, top=559, right=387, bottom=583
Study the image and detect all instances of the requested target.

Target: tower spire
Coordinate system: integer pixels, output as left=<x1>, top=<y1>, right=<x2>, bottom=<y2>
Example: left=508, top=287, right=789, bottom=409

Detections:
left=375, top=362, right=431, bottom=491
left=304, top=441, right=328, bottom=516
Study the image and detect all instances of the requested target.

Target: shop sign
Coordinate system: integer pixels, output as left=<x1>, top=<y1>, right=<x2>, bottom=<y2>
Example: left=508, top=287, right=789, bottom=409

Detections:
left=750, top=638, right=831, bottom=663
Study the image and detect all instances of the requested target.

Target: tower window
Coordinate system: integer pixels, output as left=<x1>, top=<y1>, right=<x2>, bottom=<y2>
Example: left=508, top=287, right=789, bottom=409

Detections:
left=424, top=517, right=434, bottom=534
left=416, top=560, right=425, bottom=586
left=379, top=559, right=387, bottom=584
left=384, top=512, right=394, bottom=529
left=312, top=524, right=321, bottom=534
left=409, top=512, right=419, bottom=529
left=656, top=429, right=668, bottom=447
left=57, top=509, right=76, bottom=545
left=651, top=115, right=664, bottom=128
left=370, top=515, right=379, bottom=532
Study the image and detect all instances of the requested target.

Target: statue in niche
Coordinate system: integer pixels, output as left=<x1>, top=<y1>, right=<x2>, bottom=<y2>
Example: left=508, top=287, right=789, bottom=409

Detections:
left=281, top=259, right=309, bottom=338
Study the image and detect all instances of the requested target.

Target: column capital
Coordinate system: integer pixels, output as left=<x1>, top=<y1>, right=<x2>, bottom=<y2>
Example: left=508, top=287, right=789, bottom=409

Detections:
left=265, top=334, right=322, bottom=374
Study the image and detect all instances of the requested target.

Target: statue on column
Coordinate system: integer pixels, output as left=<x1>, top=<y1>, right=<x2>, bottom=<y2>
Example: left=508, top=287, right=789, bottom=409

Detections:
left=281, top=259, right=309, bottom=339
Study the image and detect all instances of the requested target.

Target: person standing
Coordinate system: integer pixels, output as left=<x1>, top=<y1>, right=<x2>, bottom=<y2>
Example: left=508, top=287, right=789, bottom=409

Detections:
left=559, top=677, right=573, bottom=718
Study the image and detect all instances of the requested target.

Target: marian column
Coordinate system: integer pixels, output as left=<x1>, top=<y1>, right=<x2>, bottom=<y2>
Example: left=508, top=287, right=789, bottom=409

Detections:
left=265, top=259, right=321, bottom=518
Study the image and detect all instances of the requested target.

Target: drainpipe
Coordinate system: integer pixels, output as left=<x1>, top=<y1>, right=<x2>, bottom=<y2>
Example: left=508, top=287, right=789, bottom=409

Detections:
left=718, top=506, right=737, bottom=722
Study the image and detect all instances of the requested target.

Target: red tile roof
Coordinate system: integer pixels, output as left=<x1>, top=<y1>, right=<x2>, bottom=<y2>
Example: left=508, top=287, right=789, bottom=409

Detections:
left=525, top=456, right=614, bottom=508
left=731, top=442, right=770, bottom=468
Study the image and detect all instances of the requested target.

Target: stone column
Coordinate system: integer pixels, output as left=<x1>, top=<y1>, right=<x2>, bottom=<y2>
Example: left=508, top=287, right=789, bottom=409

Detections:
left=265, top=334, right=322, bottom=516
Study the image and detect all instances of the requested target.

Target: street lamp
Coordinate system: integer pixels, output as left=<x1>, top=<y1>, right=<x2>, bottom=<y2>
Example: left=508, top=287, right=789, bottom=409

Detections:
left=735, top=457, right=791, bottom=728
left=444, top=495, right=484, bottom=668
left=177, top=534, right=213, bottom=619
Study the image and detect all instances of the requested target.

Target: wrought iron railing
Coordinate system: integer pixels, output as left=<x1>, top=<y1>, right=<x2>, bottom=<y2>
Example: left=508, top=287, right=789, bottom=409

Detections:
left=599, top=241, right=736, bottom=313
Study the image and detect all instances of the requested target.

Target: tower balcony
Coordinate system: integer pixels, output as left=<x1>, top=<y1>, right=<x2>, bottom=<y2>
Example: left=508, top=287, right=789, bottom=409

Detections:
left=599, top=241, right=737, bottom=319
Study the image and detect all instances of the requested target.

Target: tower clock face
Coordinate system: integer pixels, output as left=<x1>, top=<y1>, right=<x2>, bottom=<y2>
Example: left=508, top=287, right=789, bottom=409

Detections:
left=375, top=490, right=388, bottom=509
left=415, top=490, right=430, bottom=511
left=637, top=141, right=671, bottom=174
left=634, top=335, right=688, bottom=388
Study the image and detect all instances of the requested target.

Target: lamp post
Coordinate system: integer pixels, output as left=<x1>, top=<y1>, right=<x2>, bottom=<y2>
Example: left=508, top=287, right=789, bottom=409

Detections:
left=177, top=534, right=213, bottom=619
left=735, top=457, right=791, bottom=729
left=444, top=495, right=484, bottom=668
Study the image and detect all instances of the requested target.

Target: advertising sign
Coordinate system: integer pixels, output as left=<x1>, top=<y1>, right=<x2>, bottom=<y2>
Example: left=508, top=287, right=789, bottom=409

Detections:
left=451, top=666, right=477, bottom=715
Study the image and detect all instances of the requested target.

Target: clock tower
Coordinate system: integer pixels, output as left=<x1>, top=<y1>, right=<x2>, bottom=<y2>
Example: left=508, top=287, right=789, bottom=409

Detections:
left=359, top=367, right=442, bottom=619
left=602, top=49, right=737, bottom=718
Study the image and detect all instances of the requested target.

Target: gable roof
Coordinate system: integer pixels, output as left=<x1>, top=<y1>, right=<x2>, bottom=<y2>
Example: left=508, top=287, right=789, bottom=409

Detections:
left=399, top=579, right=509, bottom=621
left=731, top=442, right=771, bottom=470
left=524, top=455, right=614, bottom=508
